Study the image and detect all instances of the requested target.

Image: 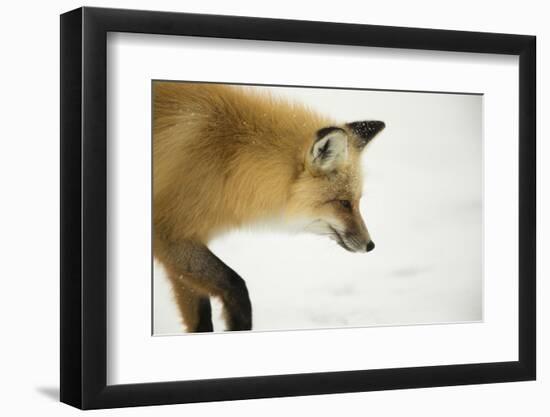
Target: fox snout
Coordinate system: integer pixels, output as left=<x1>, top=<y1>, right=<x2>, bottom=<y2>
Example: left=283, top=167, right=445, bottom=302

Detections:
left=330, top=213, right=375, bottom=253
left=333, top=229, right=375, bottom=253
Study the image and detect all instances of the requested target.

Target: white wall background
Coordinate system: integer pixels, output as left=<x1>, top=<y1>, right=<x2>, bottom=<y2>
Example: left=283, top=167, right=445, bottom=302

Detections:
left=0, top=0, right=545, bottom=416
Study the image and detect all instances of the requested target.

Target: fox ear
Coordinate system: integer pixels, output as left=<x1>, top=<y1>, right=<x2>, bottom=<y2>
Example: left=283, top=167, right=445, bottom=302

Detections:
left=309, top=127, right=348, bottom=173
left=346, top=120, right=385, bottom=150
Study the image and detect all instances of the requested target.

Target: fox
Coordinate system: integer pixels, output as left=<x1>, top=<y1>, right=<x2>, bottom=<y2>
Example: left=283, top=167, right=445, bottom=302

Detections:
left=153, top=81, right=385, bottom=332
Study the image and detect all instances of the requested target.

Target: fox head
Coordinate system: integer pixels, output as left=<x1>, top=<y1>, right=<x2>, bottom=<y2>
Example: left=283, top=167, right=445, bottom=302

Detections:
left=288, top=120, right=385, bottom=253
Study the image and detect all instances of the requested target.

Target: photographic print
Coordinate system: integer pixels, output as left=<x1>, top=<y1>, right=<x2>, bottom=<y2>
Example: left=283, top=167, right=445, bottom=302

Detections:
left=61, top=8, right=536, bottom=407
left=152, top=81, right=482, bottom=335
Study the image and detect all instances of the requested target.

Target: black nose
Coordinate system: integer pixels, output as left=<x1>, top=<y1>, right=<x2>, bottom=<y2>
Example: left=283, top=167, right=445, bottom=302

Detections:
left=366, top=241, right=375, bottom=252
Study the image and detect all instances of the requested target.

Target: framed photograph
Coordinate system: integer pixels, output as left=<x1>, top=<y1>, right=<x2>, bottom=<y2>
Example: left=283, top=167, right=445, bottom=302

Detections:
left=60, top=6, right=536, bottom=409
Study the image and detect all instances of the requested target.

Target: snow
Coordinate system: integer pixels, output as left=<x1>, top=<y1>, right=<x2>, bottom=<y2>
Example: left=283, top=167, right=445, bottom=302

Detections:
left=153, top=86, right=482, bottom=334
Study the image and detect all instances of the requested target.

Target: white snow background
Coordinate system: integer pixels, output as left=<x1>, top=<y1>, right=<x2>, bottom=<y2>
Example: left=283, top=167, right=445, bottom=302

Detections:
left=153, top=85, right=482, bottom=335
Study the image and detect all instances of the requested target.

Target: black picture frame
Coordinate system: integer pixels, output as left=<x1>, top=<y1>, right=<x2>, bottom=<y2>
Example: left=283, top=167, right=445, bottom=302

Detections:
left=60, top=6, right=536, bottom=410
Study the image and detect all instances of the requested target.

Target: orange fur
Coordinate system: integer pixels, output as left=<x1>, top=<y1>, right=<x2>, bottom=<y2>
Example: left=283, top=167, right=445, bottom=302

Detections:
left=152, top=82, right=384, bottom=332
left=153, top=82, right=357, bottom=242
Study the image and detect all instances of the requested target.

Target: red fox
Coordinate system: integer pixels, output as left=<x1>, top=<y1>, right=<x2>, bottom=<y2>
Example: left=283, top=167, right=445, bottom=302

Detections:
left=153, top=82, right=385, bottom=332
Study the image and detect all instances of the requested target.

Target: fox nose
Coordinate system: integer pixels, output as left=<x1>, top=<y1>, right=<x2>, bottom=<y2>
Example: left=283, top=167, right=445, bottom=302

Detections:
left=366, top=241, right=375, bottom=252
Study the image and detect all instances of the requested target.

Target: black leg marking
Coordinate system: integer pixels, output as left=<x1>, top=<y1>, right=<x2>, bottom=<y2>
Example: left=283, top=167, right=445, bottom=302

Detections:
left=195, top=297, right=214, bottom=332
left=159, top=239, right=253, bottom=332
left=221, top=272, right=252, bottom=331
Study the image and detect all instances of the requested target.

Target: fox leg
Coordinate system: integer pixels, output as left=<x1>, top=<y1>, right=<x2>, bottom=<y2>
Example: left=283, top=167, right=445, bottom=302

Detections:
left=157, top=239, right=252, bottom=331
left=165, top=271, right=213, bottom=332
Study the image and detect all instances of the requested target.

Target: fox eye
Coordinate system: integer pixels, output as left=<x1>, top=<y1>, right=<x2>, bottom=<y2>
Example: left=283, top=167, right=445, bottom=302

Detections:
left=338, top=200, right=352, bottom=210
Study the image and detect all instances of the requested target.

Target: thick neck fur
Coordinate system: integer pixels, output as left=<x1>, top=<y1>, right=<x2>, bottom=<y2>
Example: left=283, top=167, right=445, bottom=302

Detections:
left=153, top=83, right=333, bottom=243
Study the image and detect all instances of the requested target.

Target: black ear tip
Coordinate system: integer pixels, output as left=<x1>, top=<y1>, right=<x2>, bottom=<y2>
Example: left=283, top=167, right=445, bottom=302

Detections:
left=347, top=120, right=386, bottom=143
left=368, top=120, right=385, bottom=132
